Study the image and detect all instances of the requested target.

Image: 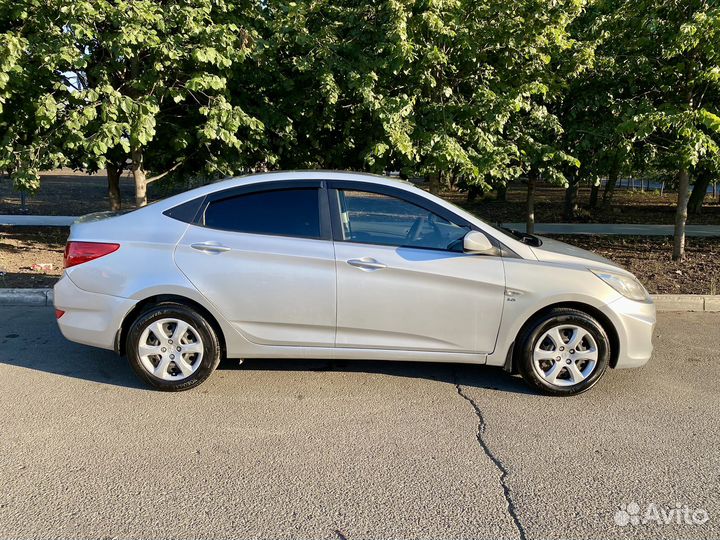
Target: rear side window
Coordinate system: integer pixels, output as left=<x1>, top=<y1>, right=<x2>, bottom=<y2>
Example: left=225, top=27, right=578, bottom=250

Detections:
left=203, top=188, right=321, bottom=239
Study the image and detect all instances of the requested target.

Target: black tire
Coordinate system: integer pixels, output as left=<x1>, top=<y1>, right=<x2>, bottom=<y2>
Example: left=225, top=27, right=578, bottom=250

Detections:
left=126, top=302, right=222, bottom=391
left=516, top=307, right=610, bottom=396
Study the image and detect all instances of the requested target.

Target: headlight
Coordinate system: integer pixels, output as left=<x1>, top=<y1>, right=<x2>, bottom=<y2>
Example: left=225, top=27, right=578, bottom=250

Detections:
left=590, top=269, right=650, bottom=302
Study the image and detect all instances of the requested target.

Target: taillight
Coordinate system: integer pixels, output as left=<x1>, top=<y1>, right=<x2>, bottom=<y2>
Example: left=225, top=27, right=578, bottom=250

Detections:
left=55, top=309, right=65, bottom=319
left=63, top=241, right=120, bottom=269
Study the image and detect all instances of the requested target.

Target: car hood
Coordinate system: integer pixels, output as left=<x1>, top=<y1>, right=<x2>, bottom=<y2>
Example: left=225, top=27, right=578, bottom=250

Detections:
left=530, top=236, right=621, bottom=270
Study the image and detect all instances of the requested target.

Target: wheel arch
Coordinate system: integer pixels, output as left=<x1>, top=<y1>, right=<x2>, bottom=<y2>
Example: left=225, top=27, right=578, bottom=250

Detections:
left=506, top=301, right=620, bottom=372
left=115, top=294, right=227, bottom=358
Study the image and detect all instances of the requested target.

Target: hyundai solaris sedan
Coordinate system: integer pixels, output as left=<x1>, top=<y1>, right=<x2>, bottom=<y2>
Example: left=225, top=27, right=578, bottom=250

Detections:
left=54, top=171, right=655, bottom=395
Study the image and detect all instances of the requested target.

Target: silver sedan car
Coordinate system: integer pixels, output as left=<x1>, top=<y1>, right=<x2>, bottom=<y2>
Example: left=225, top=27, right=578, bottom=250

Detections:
left=54, top=171, right=655, bottom=395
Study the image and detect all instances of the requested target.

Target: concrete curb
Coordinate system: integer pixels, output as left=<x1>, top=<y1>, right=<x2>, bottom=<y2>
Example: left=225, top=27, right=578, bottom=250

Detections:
left=0, top=288, right=717, bottom=312
left=652, top=294, right=720, bottom=312
left=0, top=288, right=54, bottom=307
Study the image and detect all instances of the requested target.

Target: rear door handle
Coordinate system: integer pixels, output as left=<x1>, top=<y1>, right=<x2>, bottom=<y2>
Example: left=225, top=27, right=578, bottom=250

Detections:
left=191, top=242, right=231, bottom=254
left=347, top=257, right=387, bottom=271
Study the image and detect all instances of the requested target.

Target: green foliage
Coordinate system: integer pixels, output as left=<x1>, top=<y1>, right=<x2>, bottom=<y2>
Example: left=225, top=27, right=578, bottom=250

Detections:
left=0, top=0, right=264, bottom=192
left=603, top=0, right=720, bottom=172
left=0, top=0, right=717, bottom=203
left=248, top=0, right=587, bottom=190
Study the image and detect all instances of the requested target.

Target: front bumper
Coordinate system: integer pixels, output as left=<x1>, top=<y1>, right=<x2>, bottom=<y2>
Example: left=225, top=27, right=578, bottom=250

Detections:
left=54, top=274, right=136, bottom=351
left=603, top=296, right=656, bottom=368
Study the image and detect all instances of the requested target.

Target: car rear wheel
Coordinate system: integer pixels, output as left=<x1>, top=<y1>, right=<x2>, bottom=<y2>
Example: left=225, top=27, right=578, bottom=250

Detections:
left=516, top=308, right=610, bottom=396
left=126, top=303, right=222, bottom=391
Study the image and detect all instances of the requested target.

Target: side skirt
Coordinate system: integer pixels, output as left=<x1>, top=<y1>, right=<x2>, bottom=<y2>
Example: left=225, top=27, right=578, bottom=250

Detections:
left=232, top=346, right=487, bottom=365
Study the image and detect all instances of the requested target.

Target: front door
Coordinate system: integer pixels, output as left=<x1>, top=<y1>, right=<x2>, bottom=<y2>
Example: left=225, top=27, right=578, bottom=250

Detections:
left=330, top=185, right=506, bottom=353
left=174, top=184, right=336, bottom=347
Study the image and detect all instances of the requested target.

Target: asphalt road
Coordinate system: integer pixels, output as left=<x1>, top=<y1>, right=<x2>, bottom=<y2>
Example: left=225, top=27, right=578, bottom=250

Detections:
left=1, top=308, right=718, bottom=540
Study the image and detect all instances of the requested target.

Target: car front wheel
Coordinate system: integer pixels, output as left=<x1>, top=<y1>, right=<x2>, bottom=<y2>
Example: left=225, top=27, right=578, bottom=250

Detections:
left=126, top=302, right=222, bottom=391
left=517, top=307, right=610, bottom=396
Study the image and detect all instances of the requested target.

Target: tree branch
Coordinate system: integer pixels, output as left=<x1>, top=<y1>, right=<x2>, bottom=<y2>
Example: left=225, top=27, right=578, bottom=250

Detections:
left=146, top=161, right=183, bottom=184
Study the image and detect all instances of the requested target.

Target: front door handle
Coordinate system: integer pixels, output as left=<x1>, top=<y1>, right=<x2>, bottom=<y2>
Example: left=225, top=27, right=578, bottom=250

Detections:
left=347, top=257, right=387, bottom=271
left=191, top=242, right=231, bottom=254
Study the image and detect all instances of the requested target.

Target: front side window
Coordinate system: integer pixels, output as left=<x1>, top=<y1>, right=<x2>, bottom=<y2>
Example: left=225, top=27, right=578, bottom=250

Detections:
left=203, top=188, right=321, bottom=238
left=336, top=190, right=470, bottom=251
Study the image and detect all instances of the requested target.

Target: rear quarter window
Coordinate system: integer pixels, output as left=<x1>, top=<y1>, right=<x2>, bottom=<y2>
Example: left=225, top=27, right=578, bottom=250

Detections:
left=163, top=197, right=205, bottom=223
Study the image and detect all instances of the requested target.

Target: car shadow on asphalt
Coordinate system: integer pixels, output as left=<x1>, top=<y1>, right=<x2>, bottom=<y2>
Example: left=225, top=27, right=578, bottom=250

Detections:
left=220, top=358, right=537, bottom=395
left=0, top=332, right=148, bottom=390
left=0, top=315, right=533, bottom=394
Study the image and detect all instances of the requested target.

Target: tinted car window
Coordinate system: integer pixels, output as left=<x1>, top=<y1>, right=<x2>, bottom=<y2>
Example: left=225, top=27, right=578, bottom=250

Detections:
left=164, top=196, right=205, bottom=223
left=204, top=188, right=321, bottom=238
left=337, top=190, right=469, bottom=250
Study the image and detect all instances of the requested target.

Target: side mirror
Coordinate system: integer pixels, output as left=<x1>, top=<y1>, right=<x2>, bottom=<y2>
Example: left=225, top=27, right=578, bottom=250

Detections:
left=463, top=231, right=494, bottom=254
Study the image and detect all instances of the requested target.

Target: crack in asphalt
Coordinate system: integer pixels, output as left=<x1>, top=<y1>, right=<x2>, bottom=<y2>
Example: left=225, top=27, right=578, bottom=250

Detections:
left=455, top=383, right=527, bottom=540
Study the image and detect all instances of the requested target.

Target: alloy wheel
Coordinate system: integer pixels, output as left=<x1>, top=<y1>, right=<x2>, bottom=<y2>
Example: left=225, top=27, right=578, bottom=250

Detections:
left=137, top=318, right=204, bottom=381
left=532, top=324, right=599, bottom=387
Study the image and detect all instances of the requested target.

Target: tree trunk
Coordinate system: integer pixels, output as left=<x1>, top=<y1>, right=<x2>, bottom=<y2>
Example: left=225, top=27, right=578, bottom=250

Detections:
left=131, top=147, right=148, bottom=207
left=526, top=173, right=536, bottom=234
left=439, top=171, right=449, bottom=192
left=673, top=69, right=695, bottom=261
left=466, top=184, right=483, bottom=203
left=428, top=173, right=440, bottom=195
left=107, top=164, right=122, bottom=211
left=602, top=167, right=620, bottom=208
left=589, top=182, right=600, bottom=209
left=688, top=174, right=711, bottom=215
left=563, top=178, right=579, bottom=220
left=496, top=183, right=508, bottom=202
left=673, top=168, right=690, bottom=261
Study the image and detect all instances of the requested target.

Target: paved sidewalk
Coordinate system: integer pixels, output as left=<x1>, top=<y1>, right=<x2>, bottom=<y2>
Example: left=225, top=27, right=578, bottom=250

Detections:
left=502, top=222, right=720, bottom=236
left=3, top=214, right=720, bottom=236
left=0, top=215, right=76, bottom=226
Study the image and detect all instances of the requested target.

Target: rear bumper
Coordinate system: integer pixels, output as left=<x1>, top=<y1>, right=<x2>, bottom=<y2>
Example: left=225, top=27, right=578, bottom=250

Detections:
left=53, top=274, right=136, bottom=351
left=603, top=296, right=656, bottom=369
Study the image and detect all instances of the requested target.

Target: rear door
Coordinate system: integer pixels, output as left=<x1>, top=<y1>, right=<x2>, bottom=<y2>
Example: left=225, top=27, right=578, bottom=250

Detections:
left=329, top=183, right=506, bottom=353
left=174, top=181, right=337, bottom=347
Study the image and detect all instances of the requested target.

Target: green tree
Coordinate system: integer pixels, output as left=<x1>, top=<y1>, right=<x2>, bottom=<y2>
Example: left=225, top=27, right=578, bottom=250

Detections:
left=560, top=2, right=635, bottom=215
left=252, top=0, right=588, bottom=214
left=497, top=0, right=587, bottom=232
left=601, top=0, right=720, bottom=260
left=1, top=0, right=265, bottom=208
left=0, top=4, right=67, bottom=192
left=250, top=0, right=507, bottom=185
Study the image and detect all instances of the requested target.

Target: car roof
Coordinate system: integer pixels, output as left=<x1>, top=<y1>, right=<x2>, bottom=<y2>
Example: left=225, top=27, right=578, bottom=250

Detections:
left=158, top=170, right=416, bottom=206
left=216, top=169, right=412, bottom=189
